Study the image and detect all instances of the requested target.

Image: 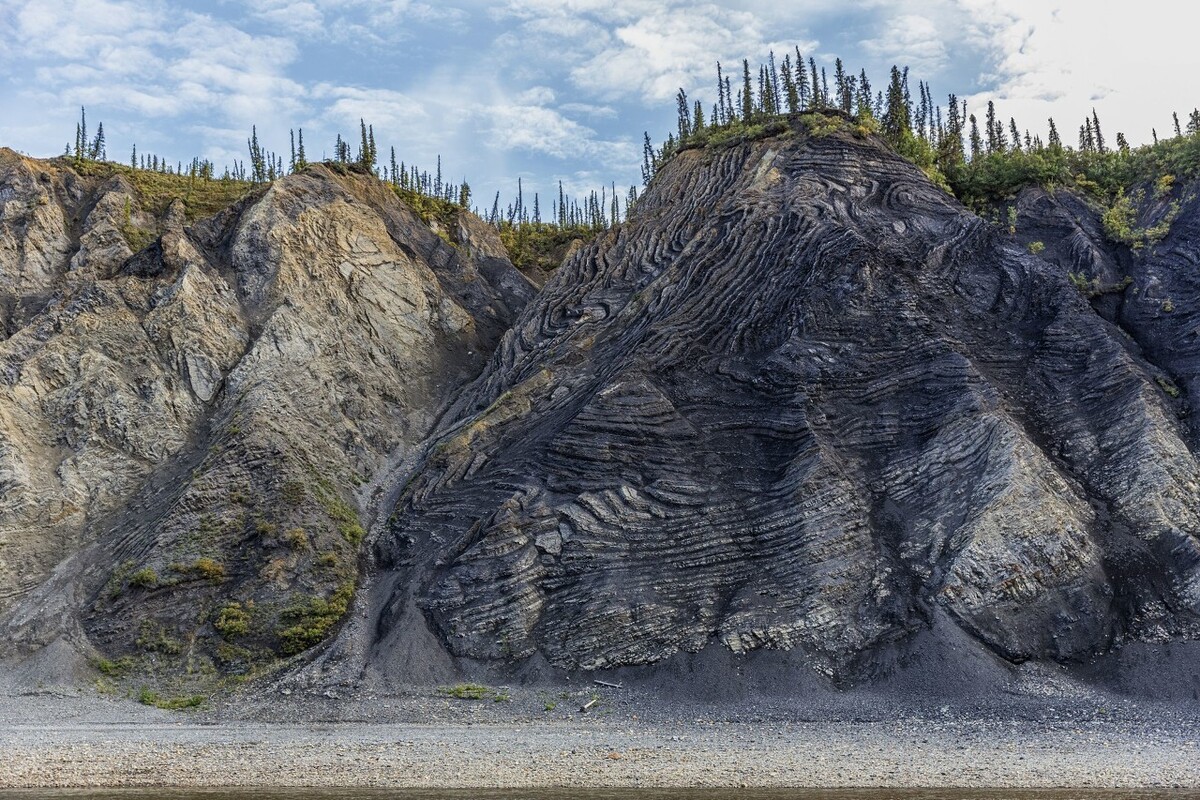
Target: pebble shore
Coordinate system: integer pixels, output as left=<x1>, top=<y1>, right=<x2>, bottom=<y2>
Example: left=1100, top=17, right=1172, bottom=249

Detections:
left=2, top=688, right=1199, bottom=789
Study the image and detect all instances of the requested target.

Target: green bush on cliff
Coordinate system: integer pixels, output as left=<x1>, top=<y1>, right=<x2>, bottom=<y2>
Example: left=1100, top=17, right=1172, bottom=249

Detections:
left=276, top=581, right=355, bottom=655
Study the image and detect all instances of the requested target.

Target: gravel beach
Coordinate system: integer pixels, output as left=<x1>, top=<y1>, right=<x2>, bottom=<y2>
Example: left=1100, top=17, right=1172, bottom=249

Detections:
left=2, top=683, right=1199, bottom=790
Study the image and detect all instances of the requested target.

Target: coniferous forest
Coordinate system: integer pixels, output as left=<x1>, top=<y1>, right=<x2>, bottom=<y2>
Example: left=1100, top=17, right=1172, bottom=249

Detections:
left=52, top=51, right=1200, bottom=273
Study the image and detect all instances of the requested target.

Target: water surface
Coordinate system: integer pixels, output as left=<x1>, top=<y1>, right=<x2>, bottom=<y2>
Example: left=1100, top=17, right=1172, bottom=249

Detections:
left=3, top=790, right=1200, bottom=800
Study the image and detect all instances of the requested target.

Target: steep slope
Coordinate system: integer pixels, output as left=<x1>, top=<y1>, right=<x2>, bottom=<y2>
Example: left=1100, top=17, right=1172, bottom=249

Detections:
left=0, top=151, right=534, bottom=682
left=364, top=120, right=1200, bottom=686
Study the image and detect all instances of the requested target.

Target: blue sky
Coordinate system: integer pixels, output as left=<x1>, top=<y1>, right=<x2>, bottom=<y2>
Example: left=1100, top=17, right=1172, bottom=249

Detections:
left=1, top=1, right=1195, bottom=214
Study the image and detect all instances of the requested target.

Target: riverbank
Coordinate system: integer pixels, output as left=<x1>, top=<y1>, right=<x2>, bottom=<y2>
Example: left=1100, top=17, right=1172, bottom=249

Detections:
left=1, top=687, right=1199, bottom=789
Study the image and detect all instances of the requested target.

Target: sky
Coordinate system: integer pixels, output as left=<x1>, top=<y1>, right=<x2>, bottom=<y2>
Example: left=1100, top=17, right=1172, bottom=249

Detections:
left=0, top=0, right=1195, bottom=213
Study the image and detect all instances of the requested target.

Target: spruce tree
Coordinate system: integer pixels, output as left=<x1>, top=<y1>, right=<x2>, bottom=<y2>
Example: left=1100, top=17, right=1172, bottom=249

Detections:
left=716, top=62, right=727, bottom=125
left=641, top=132, right=655, bottom=185
left=676, top=88, right=691, bottom=140
left=985, top=101, right=1002, bottom=153
left=768, top=51, right=781, bottom=112
left=943, top=93, right=964, bottom=166
left=1047, top=118, right=1062, bottom=151
left=1008, top=118, right=1021, bottom=152
left=782, top=56, right=799, bottom=114
left=90, top=122, right=105, bottom=160
left=1174, top=112, right=1183, bottom=137
left=1091, top=109, right=1105, bottom=153
left=857, top=71, right=873, bottom=119
left=834, top=58, right=851, bottom=113
left=130, top=144, right=137, bottom=169
left=742, top=60, right=754, bottom=122
left=969, top=114, right=983, bottom=160
left=882, top=66, right=910, bottom=145
left=795, top=49, right=809, bottom=108
left=809, top=58, right=820, bottom=108
left=296, top=129, right=307, bottom=170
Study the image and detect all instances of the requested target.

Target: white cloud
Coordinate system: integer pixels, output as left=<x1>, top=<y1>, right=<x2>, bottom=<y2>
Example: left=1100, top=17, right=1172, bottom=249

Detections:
left=2, top=0, right=307, bottom=159
left=956, top=0, right=1200, bottom=145
left=481, top=101, right=631, bottom=162
left=495, top=0, right=813, bottom=105
left=234, top=0, right=468, bottom=42
left=859, top=14, right=948, bottom=73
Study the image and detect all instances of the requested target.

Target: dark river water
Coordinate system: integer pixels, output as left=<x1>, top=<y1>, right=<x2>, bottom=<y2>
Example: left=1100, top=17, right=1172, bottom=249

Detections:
left=3, top=790, right=1200, bottom=799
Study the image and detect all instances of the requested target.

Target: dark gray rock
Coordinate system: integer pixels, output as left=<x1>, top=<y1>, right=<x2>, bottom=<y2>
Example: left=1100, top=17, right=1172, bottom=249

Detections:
left=367, top=123, right=1200, bottom=686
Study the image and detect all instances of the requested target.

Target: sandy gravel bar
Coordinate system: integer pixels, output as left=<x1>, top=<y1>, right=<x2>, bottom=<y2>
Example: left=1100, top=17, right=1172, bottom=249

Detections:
left=2, top=716, right=1200, bottom=789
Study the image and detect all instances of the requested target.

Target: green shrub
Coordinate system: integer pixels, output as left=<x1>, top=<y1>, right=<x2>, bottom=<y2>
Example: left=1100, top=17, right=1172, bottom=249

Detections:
left=1028, top=241, right=1046, bottom=254
left=128, top=567, right=158, bottom=589
left=281, top=481, right=307, bottom=505
left=284, top=527, right=309, bottom=550
left=276, top=581, right=355, bottom=655
left=93, top=656, right=135, bottom=677
left=438, top=683, right=509, bottom=701
left=1102, top=189, right=1144, bottom=247
left=1156, top=174, right=1175, bottom=198
left=137, top=688, right=206, bottom=710
left=1158, top=377, right=1181, bottom=397
left=192, top=557, right=226, bottom=582
left=136, top=624, right=182, bottom=655
left=213, top=602, right=252, bottom=638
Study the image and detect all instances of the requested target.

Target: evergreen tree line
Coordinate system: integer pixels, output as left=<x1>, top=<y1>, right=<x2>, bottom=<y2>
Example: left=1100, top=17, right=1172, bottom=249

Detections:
left=61, top=108, right=634, bottom=238
left=647, top=52, right=1200, bottom=208
left=484, top=177, right=636, bottom=233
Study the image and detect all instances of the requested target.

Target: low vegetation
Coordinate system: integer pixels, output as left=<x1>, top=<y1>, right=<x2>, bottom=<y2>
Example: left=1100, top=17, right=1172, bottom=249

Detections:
left=276, top=581, right=355, bottom=655
left=137, top=688, right=206, bottom=710
left=437, top=683, right=511, bottom=702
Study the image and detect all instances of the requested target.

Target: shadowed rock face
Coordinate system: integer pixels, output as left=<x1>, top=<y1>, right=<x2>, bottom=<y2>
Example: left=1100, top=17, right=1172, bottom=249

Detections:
left=0, top=151, right=533, bottom=675
left=369, top=124, right=1200, bottom=683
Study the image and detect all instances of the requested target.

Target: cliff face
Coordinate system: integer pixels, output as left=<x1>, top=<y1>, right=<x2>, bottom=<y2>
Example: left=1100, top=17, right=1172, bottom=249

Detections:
left=364, top=124, right=1200, bottom=685
left=4, top=121, right=1200, bottom=694
left=0, top=150, right=533, bottom=677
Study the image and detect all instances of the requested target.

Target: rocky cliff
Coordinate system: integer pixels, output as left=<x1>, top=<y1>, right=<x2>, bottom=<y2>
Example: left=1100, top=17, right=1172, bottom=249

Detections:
left=359, top=121, right=1200, bottom=688
left=0, top=150, right=533, bottom=681
left=4, top=117, right=1200, bottom=697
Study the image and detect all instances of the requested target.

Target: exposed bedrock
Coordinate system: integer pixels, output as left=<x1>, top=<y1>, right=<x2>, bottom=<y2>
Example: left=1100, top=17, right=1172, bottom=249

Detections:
left=369, top=125, right=1200, bottom=684
left=0, top=153, right=533, bottom=677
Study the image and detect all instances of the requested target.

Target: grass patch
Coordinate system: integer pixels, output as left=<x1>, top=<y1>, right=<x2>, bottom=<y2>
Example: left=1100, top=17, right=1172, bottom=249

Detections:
left=313, top=479, right=365, bottom=546
left=137, top=688, right=206, bottom=710
left=1158, top=377, right=1182, bottom=398
left=135, top=623, right=182, bottom=656
left=283, top=527, right=309, bottom=550
left=437, top=683, right=511, bottom=702
left=92, top=655, right=136, bottom=677
left=67, top=157, right=256, bottom=222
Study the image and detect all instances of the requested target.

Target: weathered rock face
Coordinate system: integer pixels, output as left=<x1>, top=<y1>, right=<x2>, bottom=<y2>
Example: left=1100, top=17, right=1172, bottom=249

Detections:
left=367, top=124, right=1200, bottom=684
left=0, top=151, right=533, bottom=677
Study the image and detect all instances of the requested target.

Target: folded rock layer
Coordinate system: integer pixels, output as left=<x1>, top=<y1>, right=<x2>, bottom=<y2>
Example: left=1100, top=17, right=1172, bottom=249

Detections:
left=368, top=123, right=1200, bottom=683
